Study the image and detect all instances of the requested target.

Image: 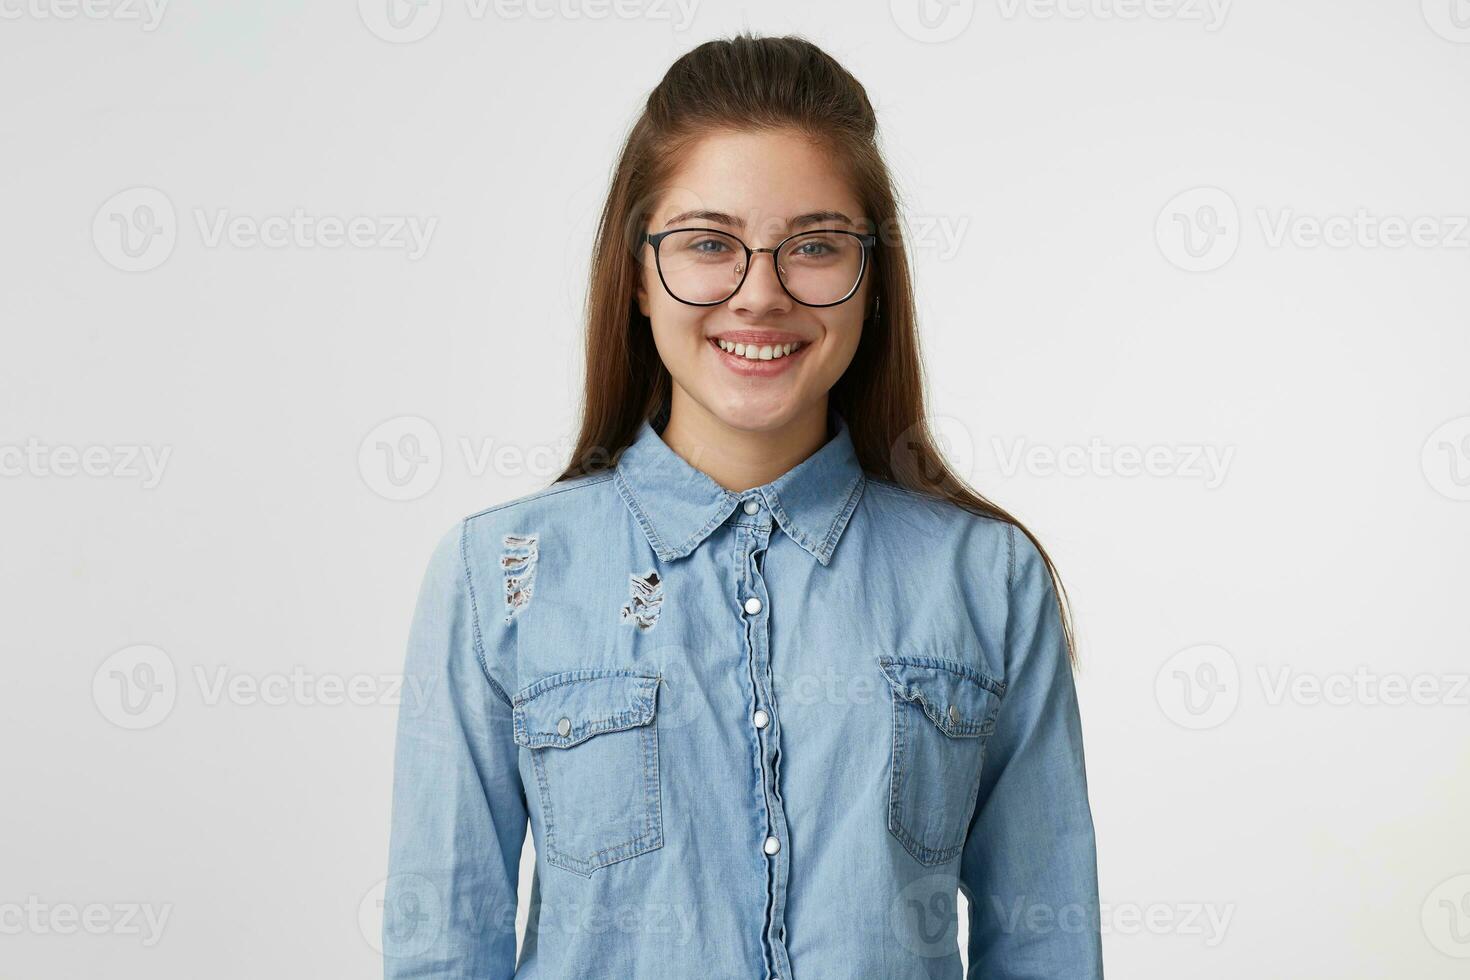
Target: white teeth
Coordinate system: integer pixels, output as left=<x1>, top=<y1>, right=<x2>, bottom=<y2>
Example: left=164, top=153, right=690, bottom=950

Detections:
left=714, top=338, right=803, bottom=360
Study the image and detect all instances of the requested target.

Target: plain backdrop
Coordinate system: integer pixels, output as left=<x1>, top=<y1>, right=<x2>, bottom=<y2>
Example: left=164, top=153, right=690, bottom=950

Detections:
left=2, top=1, right=1468, bottom=976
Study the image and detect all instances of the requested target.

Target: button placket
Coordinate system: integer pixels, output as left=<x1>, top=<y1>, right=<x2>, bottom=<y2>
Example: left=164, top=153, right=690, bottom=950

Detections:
left=737, top=518, right=791, bottom=980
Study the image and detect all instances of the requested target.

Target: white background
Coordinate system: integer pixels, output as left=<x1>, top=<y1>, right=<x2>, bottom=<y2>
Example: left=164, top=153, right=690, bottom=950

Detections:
left=2, top=1, right=1468, bottom=976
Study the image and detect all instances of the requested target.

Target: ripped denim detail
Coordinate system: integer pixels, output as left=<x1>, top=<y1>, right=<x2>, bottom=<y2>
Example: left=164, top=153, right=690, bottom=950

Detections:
left=502, top=533, right=539, bottom=622
left=619, top=570, right=664, bottom=631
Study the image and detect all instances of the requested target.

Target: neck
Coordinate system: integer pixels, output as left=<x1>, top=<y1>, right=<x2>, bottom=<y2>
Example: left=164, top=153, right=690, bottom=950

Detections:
left=659, top=387, right=830, bottom=493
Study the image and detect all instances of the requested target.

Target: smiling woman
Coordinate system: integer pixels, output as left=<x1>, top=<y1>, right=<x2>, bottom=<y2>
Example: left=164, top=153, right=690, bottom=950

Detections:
left=631, top=127, right=875, bottom=440
left=383, top=31, right=1102, bottom=980
left=638, top=160, right=878, bottom=392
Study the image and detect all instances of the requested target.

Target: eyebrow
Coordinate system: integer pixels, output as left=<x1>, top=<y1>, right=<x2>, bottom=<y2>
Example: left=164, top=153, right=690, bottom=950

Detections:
left=662, top=209, right=858, bottom=230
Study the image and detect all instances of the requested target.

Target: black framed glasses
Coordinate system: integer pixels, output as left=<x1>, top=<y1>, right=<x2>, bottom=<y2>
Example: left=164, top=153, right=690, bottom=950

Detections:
left=641, top=227, right=877, bottom=308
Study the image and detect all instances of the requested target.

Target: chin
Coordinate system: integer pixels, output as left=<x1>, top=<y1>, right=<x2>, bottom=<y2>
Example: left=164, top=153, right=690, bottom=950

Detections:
left=703, top=391, right=808, bottom=433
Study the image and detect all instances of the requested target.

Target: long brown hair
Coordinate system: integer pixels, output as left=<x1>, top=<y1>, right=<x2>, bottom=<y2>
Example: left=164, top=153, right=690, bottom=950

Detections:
left=552, top=33, right=1077, bottom=665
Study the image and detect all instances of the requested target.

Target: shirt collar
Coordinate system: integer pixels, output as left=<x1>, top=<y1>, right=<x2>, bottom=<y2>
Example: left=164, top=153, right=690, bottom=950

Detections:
left=613, top=407, right=866, bottom=566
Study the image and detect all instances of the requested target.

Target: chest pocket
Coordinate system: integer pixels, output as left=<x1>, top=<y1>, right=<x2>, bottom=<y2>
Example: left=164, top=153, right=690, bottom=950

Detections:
left=878, top=655, right=1005, bottom=866
left=511, top=669, right=664, bottom=877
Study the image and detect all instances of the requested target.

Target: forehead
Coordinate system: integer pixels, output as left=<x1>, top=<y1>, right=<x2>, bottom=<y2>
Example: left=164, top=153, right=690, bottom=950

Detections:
left=654, top=128, right=864, bottom=232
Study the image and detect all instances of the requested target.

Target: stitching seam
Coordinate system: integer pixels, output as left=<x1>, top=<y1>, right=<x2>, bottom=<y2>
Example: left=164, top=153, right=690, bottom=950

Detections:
left=463, top=473, right=613, bottom=523
left=459, top=519, right=512, bottom=708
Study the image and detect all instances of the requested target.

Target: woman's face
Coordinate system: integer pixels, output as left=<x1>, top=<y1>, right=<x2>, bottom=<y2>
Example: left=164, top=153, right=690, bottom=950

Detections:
left=636, top=128, right=871, bottom=434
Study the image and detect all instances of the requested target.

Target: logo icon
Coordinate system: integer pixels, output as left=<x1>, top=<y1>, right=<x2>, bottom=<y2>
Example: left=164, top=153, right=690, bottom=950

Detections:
left=93, top=644, right=178, bottom=730
left=1423, top=0, right=1470, bottom=42
left=1422, top=416, right=1470, bottom=501
left=1155, top=643, right=1239, bottom=730
left=890, top=0, right=975, bottom=43
left=93, top=187, right=177, bottom=272
left=1422, top=874, right=1470, bottom=958
left=889, top=874, right=961, bottom=957
left=359, top=0, right=442, bottom=43
left=1156, top=187, right=1240, bottom=272
left=358, top=416, right=443, bottom=501
left=889, top=414, right=976, bottom=490
left=361, top=874, right=444, bottom=957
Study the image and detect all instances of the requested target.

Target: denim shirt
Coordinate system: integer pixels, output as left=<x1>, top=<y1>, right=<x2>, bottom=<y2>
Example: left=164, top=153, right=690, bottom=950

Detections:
left=383, top=408, right=1103, bottom=979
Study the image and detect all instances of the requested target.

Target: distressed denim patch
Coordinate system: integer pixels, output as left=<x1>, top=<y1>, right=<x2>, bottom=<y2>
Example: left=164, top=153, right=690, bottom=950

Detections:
left=619, top=569, right=664, bottom=631
left=501, top=533, right=539, bottom=622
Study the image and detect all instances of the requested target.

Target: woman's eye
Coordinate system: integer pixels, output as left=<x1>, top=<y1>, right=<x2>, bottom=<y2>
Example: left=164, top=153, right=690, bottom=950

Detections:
left=691, top=238, right=731, bottom=253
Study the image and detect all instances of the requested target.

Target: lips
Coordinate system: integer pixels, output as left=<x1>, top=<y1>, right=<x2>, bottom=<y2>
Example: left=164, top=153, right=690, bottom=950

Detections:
left=711, top=336, right=806, bottom=361
left=706, top=335, right=810, bottom=376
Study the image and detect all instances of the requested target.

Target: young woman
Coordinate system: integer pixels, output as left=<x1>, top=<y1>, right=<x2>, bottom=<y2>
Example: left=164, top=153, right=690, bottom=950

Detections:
left=384, top=33, right=1102, bottom=980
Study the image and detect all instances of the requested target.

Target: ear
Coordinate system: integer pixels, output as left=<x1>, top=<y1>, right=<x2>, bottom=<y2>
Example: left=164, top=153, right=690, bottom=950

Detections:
left=635, top=277, right=650, bottom=318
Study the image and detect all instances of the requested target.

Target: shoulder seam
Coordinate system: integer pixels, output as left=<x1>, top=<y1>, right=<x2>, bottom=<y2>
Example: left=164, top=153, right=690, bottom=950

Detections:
left=1006, top=523, right=1017, bottom=594
left=866, top=479, right=1018, bottom=532
left=464, top=472, right=615, bottom=523
left=459, top=517, right=512, bottom=708
left=863, top=476, right=939, bottom=503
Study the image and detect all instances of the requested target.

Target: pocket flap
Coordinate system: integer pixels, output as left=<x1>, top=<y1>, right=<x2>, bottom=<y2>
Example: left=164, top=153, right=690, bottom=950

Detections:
left=877, top=656, right=1004, bottom=738
left=511, top=669, right=660, bottom=749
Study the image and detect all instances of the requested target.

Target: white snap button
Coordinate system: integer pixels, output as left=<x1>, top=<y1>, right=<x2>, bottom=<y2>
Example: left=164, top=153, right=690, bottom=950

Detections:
left=743, top=499, right=760, bottom=515
left=556, top=717, right=571, bottom=737
left=753, top=708, right=770, bottom=729
left=948, top=704, right=961, bottom=726
left=744, top=596, right=763, bottom=615
left=763, top=835, right=781, bottom=855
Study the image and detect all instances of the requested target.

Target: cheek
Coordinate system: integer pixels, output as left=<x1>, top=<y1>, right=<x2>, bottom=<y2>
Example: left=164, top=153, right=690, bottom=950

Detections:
left=806, top=314, right=865, bottom=385
left=647, top=305, right=704, bottom=366
left=825, top=311, right=866, bottom=361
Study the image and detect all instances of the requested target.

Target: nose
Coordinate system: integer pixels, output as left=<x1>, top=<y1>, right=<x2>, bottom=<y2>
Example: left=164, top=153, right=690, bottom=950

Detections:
left=729, top=248, right=792, bottom=316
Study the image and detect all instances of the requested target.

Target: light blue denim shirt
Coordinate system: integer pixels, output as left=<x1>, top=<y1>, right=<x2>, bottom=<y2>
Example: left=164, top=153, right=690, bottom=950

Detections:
left=383, top=407, right=1102, bottom=979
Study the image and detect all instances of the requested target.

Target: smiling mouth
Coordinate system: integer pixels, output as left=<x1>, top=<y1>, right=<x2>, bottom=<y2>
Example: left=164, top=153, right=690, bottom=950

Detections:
left=709, top=337, right=807, bottom=361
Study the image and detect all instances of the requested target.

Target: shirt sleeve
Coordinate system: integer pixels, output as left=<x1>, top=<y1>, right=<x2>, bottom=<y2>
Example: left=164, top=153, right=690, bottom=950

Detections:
left=959, top=525, right=1103, bottom=978
left=383, top=519, right=527, bottom=978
